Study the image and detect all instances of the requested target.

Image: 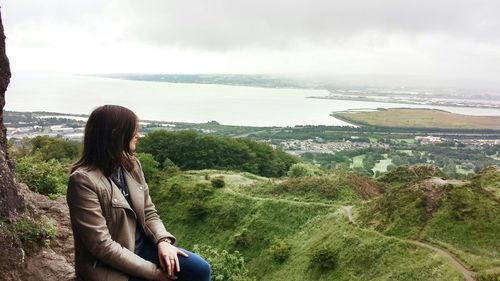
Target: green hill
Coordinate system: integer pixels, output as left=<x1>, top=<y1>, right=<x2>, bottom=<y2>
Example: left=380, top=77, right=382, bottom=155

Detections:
left=360, top=166, right=500, bottom=279
left=148, top=165, right=499, bottom=280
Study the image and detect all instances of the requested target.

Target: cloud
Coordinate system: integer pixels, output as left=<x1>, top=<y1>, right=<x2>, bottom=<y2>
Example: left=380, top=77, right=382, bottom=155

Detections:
left=5, top=0, right=500, bottom=50
left=107, top=0, right=500, bottom=50
left=2, top=0, right=500, bottom=85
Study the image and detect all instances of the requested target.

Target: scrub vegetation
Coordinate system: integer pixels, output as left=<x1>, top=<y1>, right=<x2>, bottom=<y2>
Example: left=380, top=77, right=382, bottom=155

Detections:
left=8, top=133, right=499, bottom=280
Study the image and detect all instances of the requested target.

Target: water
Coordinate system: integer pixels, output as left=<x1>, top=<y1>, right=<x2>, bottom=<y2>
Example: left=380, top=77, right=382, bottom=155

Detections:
left=5, top=73, right=500, bottom=127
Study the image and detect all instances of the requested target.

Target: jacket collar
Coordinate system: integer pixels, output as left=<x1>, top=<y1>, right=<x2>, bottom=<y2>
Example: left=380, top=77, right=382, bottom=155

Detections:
left=94, top=167, right=145, bottom=222
left=123, top=168, right=145, bottom=222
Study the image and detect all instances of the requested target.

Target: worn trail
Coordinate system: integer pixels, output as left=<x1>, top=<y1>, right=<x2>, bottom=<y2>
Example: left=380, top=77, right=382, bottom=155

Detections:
left=340, top=205, right=476, bottom=281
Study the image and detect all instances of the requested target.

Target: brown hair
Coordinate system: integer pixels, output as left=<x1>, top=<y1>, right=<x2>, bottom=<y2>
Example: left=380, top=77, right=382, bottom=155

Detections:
left=71, top=105, right=138, bottom=177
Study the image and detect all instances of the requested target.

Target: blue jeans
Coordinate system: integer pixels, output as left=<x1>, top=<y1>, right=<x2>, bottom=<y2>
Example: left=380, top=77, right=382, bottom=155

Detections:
left=129, top=237, right=211, bottom=281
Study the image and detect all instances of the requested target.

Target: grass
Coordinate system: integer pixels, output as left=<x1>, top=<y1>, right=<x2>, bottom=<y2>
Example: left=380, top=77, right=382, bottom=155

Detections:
left=249, top=214, right=463, bottom=281
left=373, top=157, right=393, bottom=173
left=420, top=184, right=500, bottom=271
left=149, top=167, right=480, bottom=280
left=360, top=167, right=500, bottom=274
left=350, top=155, right=365, bottom=168
left=333, top=108, right=500, bottom=129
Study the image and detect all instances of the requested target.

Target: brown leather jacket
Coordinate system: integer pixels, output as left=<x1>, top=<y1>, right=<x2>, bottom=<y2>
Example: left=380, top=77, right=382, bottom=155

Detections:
left=67, top=157, right=176, bottom=281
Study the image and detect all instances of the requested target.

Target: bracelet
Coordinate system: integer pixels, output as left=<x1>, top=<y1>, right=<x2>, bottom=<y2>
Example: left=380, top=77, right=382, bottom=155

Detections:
left=158, top=237, right=173, bottom=245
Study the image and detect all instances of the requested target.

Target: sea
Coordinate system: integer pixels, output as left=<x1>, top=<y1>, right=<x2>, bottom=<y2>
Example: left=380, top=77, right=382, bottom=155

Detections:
left=5, top=73, right=500, bottom=127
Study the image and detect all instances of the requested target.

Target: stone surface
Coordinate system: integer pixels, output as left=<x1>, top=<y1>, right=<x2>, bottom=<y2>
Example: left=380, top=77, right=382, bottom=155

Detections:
left=0, top=8, right=76, bottom=281
left=0, top=6, right=24, bottom=221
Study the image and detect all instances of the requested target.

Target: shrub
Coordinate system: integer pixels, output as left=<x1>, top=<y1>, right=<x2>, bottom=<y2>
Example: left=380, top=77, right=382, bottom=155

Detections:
left=29, top=135, right=80, bottom=163
left=186, top=199, right=209, bottom=218
left=162, top=157, right=181, bottom=175
left=15, top=153, right=67, bottom=196
left=215, top=208, right=240, bottom=229
left=269, top=238, right=291, bottom=263
left=167, top=183, right=182, bottom=200
left=13, top=216, right=56, bottom=253
left=211, top=177, right=225, bottom=188
left=277, top=176, right=340, bottom=199
left=287, top=162, right=322, bottom=177
left=233, top=228, right=254, bottom=249
left=192, top=244, right=255, bottom=281
left=192, top=183, right=214, bottom=199
left=136, top=152, right=160, bottom=182
left=309, top=246, right=338, bottom=272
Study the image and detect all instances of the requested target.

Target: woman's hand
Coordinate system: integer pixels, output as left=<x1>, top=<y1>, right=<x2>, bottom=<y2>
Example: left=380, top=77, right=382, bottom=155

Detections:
left=157, top=241, right=189, bottom=279
left=153, top=268, right=172, bottom=281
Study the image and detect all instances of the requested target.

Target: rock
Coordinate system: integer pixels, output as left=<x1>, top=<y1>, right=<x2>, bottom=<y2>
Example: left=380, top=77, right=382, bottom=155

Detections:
left=22, top=248, right=75, bottom=281
left=17, top=183, right=75, bottom=264
left=0, top=8, right=75, bottom=280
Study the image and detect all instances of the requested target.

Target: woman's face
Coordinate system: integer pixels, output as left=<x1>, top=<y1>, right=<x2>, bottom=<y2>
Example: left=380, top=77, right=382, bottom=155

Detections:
left=129, top=128, right=139, bottom=153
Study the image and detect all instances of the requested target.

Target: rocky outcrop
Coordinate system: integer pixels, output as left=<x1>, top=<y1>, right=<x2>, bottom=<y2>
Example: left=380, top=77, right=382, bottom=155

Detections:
left=0, top=8, right=75, bottom=281
left=0, top=6, right=24, bottom=223
left=18, top=182, right=75, bottom=280
left=0, top=7, right=27, bottom=281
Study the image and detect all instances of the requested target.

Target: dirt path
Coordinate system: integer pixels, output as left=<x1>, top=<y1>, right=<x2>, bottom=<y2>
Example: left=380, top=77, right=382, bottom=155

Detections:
left=407, top=240, right=476, bottom=281
left=342, top=205, right=356, bottom=224
left=340, top=205, right=476, bottom=281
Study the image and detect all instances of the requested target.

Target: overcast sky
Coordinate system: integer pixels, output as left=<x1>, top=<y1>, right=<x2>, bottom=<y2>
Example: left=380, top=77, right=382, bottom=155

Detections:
left=2, top=0, right=500, bottom=87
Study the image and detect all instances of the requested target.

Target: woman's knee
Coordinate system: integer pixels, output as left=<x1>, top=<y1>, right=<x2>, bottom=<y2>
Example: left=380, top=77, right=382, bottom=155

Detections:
left=196, top=257, right=211, bottom=277
left=178, top=249, right=211, bottom=280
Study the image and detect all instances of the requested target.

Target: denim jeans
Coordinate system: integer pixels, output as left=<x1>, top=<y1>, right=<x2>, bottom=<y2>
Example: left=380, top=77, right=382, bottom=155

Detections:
left=129, top=237, right=211, bottom=281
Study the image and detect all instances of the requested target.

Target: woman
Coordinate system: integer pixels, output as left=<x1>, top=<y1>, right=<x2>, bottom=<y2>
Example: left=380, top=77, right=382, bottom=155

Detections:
left=67, top=105, right=211, bottom=281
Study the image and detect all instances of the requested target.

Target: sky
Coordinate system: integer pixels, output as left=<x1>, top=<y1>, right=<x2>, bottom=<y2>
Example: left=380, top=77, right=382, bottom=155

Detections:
left=2, top=0, right=500, bottom=88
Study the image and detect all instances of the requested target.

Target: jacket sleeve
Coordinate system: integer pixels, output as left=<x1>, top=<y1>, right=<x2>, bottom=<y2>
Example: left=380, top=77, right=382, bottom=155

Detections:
left=67, top=171, right=157, bottom=280
left=135, top=158, right=177, bottom=245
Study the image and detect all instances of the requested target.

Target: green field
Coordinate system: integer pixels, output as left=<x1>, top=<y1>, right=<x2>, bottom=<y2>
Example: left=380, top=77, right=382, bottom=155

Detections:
left=148, top=165, right=499, bottom=280
left=333, top=108, right=500, bottom=129
left=373, top=157, right=392, bottom=173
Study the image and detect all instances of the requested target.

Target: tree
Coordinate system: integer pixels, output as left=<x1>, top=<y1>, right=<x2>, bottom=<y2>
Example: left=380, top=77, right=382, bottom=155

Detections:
left=137, top=130, right=298, bottom=177
left=135, top=152, right=160, bottom=182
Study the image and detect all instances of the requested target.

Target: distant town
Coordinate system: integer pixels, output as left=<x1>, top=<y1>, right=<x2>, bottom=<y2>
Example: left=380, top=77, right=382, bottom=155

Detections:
left=5, top=110, right=499, bottom=178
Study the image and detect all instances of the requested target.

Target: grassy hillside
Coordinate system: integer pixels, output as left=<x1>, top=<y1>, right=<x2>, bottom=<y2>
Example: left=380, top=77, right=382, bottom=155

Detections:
left=333, top=108, right=500, bottom=129
left=148, top=166, right=494, bottom=280
left=360, top=166, right=500, bottom=278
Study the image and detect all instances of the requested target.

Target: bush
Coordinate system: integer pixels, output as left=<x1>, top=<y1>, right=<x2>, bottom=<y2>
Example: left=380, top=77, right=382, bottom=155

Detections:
left=136, top=152, right=160, bottom=182
left=15, top=153, right=67, bottom=196
left=162, top=158, right=181, bottom=176
left=277, top=176, right=340, bottom=200
left=287, top=162, right=322, bottom=177
left=192, top=183, right=214, bottom=199
left=211, top=177, right=225, bottom=188
left=167, top=183, right=182, bottom=200
left=186, top=199, right=209, bottom=218
left=192, top=244, right=255, bottom=281
left=309, top=246, right=338, bottom=272
left=269, top=238, right=291, bottom=263
left=233, top=228, right=255, bottom=249
left=13, top=135, right=81, bottom=164
left=13, top=216, right=56, bottom=253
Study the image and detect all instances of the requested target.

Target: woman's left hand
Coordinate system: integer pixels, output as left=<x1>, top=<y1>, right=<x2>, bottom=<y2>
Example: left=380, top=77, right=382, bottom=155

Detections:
left=157, top=241, right=189, bottom=279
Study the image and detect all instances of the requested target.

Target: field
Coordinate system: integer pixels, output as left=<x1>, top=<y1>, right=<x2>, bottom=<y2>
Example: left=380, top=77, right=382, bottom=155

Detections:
left=333, top=108, right=500, bottom=129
